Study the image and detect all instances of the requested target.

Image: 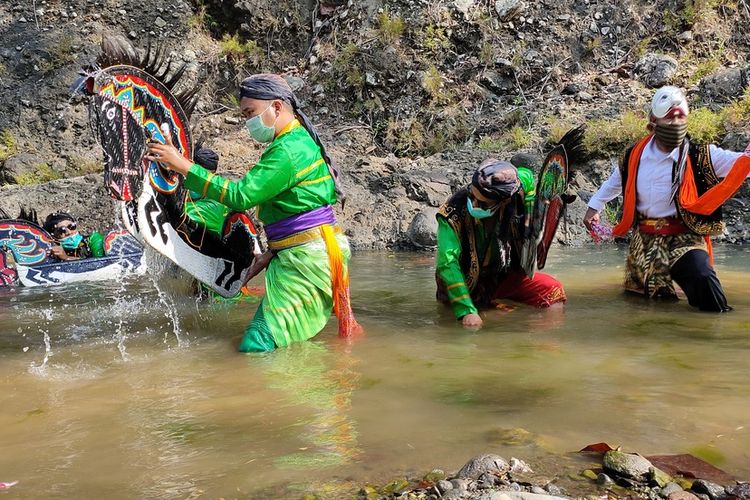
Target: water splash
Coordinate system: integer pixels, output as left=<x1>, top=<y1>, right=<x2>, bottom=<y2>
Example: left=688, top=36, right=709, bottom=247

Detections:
left=29, top=308, right=54, bottom=376
left=143, top=247, right=188, bottom=348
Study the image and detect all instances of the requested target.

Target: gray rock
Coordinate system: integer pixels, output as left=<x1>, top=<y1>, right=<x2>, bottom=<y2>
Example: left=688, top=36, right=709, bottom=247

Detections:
left=443, top=489, right=469, bottom=500
left=596, top=473, right=615, bottom=486
left=481, top=71, right=515, bottom=95
left=509, top=457, right=534, bottom=473
left=476, top=492, right=512, bottom=500
left=603, top=450, right=653, bottom=480
left=545, top=483, right=563, bottom=496
left=457, top=453, right=510, bottom=480
left=284, top=75, right=305, bottom=92
left=224, top=116, right=241, bottom=125
left=494, top=0, right=524, bottom=20
left=154, top=16, right=167, bottom=28
left=699, top=67, right=749, bottom=104
left=661, top=482, right=684, bottom=498
left=437, top=479, right=454, bottom=493
left=725, top=483, right=750, bottom=500
left=407, top=209, right=438, bottom=248
left=530, top=486, right=546, bottom=494
left=691, top=479, right=727, bottom=500
left=634, top=53, right=679, bottom=88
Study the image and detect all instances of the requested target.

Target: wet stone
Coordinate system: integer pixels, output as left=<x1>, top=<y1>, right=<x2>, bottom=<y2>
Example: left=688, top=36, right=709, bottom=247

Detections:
left=691, top=480, right=727, bottom=500
left=726, top=483, right=750, bottom=500
left=603, top=450, right=653, bottom=480
left=597, top=473, right=615, bottom=486
left=437, top=480, right=454, bottom=493
left=457, top=454, right=510, bottom=480
left=661, top=483, right=684, bottom=498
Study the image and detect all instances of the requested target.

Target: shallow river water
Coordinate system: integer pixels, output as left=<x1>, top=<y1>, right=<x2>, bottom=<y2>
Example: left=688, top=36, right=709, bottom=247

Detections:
left=1, top=245, right=749, bottom=498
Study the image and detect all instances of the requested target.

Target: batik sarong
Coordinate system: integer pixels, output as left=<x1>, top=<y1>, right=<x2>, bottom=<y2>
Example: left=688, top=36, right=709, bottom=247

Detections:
left=624, top=230, right=706, bottom=298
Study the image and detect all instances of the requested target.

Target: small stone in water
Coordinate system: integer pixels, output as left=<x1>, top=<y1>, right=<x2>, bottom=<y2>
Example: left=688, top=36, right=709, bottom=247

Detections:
left=22, top=347, right=29, bottom=352
left=437, top=480, right=453, bottom=493
left=596, top=473, right=615, bottom=486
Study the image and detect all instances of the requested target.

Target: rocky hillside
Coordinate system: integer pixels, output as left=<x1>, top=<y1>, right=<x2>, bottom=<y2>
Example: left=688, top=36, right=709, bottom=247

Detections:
left=1, top=0, right=750, bottom=247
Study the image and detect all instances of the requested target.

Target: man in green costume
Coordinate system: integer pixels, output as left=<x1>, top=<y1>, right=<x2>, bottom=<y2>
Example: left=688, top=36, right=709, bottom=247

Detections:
left=146, top=73, right=360, bottom=352
left=436, top=159, right=566, bottom=328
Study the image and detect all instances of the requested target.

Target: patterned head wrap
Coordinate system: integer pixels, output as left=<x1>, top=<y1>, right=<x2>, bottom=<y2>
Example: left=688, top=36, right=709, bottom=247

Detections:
left=239, top=74, right=343, bottom=198
left=471, top=159, right=521, bottom=201
left=43, top=211, right=75, bottom=233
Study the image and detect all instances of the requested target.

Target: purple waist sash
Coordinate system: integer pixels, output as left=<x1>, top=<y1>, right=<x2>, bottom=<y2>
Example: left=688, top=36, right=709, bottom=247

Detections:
left=264, top=205, right=336, bottom=241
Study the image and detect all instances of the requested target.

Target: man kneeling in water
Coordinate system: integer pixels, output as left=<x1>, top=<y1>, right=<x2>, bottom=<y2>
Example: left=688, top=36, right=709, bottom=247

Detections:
left=435, top=159, right=566, bottom=328
left=44, top=212, right=104, bottom=261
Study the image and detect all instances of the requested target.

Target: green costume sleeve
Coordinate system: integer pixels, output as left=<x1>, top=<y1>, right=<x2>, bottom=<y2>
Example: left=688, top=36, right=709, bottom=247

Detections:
left=436, top=216, right=478, bottom=319
left=183, top=141, right=294, bottom=213
left=87, top=232, right=105, bottom=258
left=517, top=167, right=536, bottom=214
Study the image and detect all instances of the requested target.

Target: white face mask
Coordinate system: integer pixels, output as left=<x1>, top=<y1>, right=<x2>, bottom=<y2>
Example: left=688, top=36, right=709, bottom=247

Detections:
left=244, top=104, right=277, bottom=143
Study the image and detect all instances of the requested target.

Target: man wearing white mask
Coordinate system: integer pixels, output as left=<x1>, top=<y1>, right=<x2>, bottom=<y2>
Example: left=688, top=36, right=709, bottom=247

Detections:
left=583, top=86, right=750, bottom=311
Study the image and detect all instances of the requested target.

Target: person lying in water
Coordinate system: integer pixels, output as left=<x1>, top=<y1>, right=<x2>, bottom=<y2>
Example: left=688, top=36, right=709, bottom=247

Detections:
left=43, top=212, right=104, bottom=261
left=436, top=159, right=566, bottom=328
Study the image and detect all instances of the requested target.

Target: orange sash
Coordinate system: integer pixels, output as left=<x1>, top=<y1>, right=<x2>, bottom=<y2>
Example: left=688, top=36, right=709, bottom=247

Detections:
left=612, top=135, right=652, bottom=237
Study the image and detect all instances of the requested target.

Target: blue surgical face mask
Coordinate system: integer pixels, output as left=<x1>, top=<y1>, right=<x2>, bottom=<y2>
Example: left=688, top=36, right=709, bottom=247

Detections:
left=466, top=197, right=496, bottom=219
left=59, top=233, right=83, bottom=250
left=245, top=104, right=277, bottom=143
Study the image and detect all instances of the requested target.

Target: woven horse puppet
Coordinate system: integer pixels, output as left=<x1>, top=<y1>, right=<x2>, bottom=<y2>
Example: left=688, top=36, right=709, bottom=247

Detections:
left=77, top=36, right=260, bottom=297
left=517, top=125, right=586, bottom=278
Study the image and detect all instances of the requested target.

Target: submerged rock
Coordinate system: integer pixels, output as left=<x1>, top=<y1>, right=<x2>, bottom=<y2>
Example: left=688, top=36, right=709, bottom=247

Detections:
left=457, top=454, right=510, bottom=479
left=726, top=483, right=750, bottom=500
left=603, top=450, right=653, bottom=480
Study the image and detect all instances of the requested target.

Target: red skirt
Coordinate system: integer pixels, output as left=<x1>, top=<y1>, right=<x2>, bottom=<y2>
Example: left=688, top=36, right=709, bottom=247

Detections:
left=493, top=271, right=566, bottom=307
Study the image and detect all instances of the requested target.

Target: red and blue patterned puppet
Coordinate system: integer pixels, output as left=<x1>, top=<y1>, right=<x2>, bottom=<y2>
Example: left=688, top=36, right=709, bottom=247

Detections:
left=74, top=36, right=261, bottom=297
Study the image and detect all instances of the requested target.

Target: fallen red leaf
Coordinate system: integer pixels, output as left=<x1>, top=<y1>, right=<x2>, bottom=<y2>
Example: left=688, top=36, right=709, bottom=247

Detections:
left=579, top=442, right=615, bottom=454
left=646, top=454, right=734, bottom=484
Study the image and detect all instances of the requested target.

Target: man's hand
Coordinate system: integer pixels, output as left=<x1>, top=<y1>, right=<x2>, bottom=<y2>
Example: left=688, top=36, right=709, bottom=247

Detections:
left=243, top=251, right=274, bottom=285
left=462, top=313, right=483, bottom=328
left=144, top=126, right=193, bottom=175
left=583, top=207, right=600, bottom=231
left=49, top=245, right=68, bottom=261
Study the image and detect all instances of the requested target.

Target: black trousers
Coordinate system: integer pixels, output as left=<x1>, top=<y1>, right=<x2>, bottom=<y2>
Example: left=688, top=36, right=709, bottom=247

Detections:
left=670, top=249, right=731, bottom=312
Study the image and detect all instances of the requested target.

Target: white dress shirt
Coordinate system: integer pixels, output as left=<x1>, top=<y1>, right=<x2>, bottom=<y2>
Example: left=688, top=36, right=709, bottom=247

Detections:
left=588, top=137, right=745, bottom=218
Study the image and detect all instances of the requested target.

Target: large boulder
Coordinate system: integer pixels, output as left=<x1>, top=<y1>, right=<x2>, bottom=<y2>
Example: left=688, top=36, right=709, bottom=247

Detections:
left=699, top=67, right=749, bottom=104
left=1, top=153, right=43, bottom=185
left=407, top=209, right=438, bottom=249
left=634, top=53, right=679, bottom=88
left=602, top=450, right=653, bottom=481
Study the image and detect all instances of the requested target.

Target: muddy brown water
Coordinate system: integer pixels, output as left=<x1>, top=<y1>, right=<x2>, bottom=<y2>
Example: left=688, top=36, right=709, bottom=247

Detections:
left=1, top=246, right=749, bottom=498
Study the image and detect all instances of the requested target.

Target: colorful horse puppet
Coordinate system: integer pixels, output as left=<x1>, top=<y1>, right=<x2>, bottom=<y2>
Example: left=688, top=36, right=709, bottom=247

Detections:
left=76, top=36, right=260, bottom=297
left=518, top=125, right=586, bottom=278
left=0, top=210, right=144, bottom=287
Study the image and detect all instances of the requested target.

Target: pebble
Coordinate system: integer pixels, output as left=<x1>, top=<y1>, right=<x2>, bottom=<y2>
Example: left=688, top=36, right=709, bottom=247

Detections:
left=19, top=16, right=27, bottom=22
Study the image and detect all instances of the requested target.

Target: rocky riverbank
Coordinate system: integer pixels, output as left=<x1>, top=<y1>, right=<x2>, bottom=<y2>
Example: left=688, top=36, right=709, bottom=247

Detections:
left=352, top=449, right=750, bottom=500
left=2, top=1, right=750, bottom=248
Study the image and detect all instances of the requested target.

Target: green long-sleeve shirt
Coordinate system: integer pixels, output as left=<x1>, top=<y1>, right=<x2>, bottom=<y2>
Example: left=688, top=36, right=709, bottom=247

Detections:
left=183, top=120, right=336, bottom=225
left=436, top=216, right=495, bottom=319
